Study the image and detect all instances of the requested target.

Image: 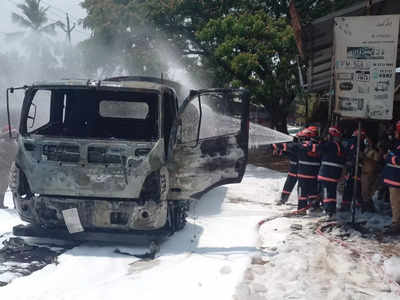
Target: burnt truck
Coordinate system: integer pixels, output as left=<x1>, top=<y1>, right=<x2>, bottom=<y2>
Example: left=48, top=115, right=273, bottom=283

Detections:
left=6, top=76, right=249, bottom=242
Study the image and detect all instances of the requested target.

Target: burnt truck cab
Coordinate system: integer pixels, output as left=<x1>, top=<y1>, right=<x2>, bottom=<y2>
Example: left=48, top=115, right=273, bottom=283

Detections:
left=9, top=77, right=249, bottom=238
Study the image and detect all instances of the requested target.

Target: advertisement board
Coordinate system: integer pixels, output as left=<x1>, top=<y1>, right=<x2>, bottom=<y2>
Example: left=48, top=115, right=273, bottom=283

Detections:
left=334, top=15, right=399, bottom=119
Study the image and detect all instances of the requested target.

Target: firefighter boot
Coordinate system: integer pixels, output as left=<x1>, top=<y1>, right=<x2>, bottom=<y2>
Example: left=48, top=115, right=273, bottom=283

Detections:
left=276, top=193, right=289, bottom=205
left=296, top=199, right=307, bottom=215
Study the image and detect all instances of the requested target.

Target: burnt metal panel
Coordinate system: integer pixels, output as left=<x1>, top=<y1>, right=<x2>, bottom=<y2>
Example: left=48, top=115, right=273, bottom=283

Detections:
left=16, top=195, right=168, bottom=231
left=16, top=135, right=164, bottom=199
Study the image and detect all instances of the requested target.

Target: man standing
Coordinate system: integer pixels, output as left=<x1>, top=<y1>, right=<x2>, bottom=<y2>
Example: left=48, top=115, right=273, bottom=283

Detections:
left=273, top=128, right=320, bottom=212
left=311, top=126, right=345, bottom=220
left=341, top=129, right=365, bottom=211
left=382, top=121, right=400, bottom=235
left=274, top=130, right=304, bottom=205
left=295, top=128, right=321, bottom=212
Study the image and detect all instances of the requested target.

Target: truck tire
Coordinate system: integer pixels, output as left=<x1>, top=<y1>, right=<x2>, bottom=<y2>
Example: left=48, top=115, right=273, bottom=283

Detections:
left=8, top=162, right=17, bottom=194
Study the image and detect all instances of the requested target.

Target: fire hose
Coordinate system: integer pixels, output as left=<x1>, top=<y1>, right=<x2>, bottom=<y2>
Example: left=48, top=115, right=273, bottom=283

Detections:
left=257, top=202, right=313, bottom=228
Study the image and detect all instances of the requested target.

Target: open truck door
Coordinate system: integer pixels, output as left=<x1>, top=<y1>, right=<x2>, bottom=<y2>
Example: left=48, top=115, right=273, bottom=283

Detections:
left=1, top=87, right=24, bottom=208
left=168, top=89, right=249, bottom=200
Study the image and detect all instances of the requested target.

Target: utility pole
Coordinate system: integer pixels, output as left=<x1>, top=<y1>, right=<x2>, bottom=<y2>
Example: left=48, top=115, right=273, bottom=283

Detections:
left=60, top=13, right=76, bottom=44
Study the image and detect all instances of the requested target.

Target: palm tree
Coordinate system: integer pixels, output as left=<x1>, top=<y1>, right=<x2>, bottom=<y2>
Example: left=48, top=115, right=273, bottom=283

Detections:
left=11, top=0, right=60, bottom=36
left=7, top=0, right=63, bottom=80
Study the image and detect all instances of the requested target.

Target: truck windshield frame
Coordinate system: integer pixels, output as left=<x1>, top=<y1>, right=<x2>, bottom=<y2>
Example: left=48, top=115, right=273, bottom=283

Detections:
left=20, top=87, right=160, bottom=142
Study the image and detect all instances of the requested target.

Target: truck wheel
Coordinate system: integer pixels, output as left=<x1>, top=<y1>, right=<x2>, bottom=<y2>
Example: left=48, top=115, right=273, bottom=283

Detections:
left=8, top=162, right=17, bottom=194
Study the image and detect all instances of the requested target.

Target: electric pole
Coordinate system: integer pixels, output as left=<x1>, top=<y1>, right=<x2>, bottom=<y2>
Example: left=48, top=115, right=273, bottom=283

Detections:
left=60, top=13, right=76, bottom=44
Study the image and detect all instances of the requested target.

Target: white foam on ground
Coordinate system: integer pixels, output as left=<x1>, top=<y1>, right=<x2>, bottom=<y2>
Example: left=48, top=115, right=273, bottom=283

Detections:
left=0, top=165, right=398, bottom=299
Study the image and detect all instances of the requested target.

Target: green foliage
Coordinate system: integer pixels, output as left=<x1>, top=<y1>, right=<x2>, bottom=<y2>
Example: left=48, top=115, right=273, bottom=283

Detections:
left=197, top=11, right=298, bottom=131
left=80, top=0, right=171, bottom=76
left=79, top=0, right=263, bottom=78
left=79, top=0, right=363, bottom=129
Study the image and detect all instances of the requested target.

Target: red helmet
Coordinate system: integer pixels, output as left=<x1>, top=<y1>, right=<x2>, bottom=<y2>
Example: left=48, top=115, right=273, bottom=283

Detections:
left=328, top=126, right=342, bottom=137
left=302, top=129, right=310, bottom=137
left=308, top=125, right=319, bottom=132
left=396, top=120, right=400, bottom=132
left=307, top=126, right=319, bottom=136
left=352, top=129, right=366, bottom=137
left=303, top=128, right=317, bottom=138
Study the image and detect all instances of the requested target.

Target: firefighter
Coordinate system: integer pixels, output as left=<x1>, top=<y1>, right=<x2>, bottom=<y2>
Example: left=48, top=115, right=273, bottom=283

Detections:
left=296, top=128, right=321, bottom=213
left=341, top=129, right=365, bottom=212
left=382, top=121, right=400, bottom=235
left=310, top=126, right=345, bottom=219
left=274, top=130, right=304, bottom=205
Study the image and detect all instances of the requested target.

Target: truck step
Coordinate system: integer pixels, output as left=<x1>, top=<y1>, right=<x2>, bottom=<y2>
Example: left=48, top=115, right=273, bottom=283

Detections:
left=13, top=224, right=169, bottom=245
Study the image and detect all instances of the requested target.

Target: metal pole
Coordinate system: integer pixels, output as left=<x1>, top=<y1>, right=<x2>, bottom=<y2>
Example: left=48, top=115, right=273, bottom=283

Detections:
left=328, top=14, right=337, bottom=126
left=296, top=55, right=307, bottom=125
left=61, top=13, right=75, bottom=45
left=327, top=55, right=335, bottom=124
left=305, top=95, right=309, bottom=124
left=6, top=88, right=12, bottom=138
left=296, top=55, right=304, bottom=88
left=66, top=13, right=71, bottom=44
left=351, top=120, right=362, bottom=225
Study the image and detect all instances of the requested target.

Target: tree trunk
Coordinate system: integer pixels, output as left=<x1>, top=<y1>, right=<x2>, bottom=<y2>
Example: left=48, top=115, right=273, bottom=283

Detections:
left=271, top=112, right=288, bottom=134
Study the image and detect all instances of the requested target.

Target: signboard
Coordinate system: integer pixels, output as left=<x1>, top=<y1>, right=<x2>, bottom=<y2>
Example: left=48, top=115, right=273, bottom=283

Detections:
left=334, top=15, right=399, bottom=119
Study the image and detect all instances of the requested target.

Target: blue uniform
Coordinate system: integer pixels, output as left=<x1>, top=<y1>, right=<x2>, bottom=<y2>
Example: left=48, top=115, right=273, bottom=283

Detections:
left=275, top=141, right=320, bottom=209
left=342, top=137, right=364, bottom=209
left=383, top=139, right=400, bottom=188
left=294, top=141, right=321, bottom=210
left=275, top=143, right=298, bottom=199
left=311, top=141, right=345, bottom=214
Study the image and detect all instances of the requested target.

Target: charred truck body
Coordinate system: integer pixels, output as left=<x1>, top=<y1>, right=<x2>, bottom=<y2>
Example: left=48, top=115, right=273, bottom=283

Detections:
left=7, top=77, right=249, bottom=241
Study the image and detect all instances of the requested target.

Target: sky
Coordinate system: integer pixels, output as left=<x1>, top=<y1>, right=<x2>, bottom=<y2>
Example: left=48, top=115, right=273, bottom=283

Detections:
left=0, top=0, right=91, bottom=47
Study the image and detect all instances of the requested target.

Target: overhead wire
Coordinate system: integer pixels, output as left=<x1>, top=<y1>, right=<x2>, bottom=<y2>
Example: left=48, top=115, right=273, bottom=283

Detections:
left=40, top=0, right=82, bottom=23
left=40, top=1, right=92, bottom=38
left=44, top=7, right=91, bottom=38
left=6, top=0, right=91, bottom=39
left=38, top=0, right=100, bottom=38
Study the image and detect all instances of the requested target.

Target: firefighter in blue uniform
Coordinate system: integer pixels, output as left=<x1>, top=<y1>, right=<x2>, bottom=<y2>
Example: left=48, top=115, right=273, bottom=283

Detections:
left=295, top=128, right=321, bottom=212
left=341, top=129, right=365, bottom=211
left=273, top=127, right=320, bottom=211
left=274, top=130, right=304, bottom=205
left=310, top=126, right=345, bottom=219
left=382, top=121, right=400, bottom=235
